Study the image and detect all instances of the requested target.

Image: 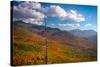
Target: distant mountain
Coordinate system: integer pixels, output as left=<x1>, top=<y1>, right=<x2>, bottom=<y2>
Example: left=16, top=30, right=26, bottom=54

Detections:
left=69, top=29, right=97, bottom=45
left=13, top=20, right=97, bottom=47
left=69, top=29, right=97, bottom=38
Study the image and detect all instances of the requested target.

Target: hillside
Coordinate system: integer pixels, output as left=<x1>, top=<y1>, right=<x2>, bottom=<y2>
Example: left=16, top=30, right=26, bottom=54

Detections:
left=12, top=21, right=97, bottom=66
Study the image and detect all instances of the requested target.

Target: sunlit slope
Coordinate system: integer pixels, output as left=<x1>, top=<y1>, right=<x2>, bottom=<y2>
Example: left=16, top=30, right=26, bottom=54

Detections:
left=12, top=21, right=97, bottom=66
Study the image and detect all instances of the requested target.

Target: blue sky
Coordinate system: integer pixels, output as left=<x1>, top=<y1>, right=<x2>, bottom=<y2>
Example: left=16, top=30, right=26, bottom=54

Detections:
left=12, top=1, right=97, bottom=31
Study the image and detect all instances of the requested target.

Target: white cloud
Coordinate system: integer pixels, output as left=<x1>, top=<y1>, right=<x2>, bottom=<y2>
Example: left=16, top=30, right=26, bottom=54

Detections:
left=51, top=24, right=55, bottom=26
left=44, top=5, right=85, bottom=22
left=32, top=10, right=46, bottom=19
left=14, top=7, right=46, bottom=19
left=13, top=2, right=85, bottom=25
left=48, top=5, right=67, bottom=18
left=19, top=2, right=41, bottom=9
left=58, top=23, right=80, bottom=28
left=85, top=24, right=92, bottom=27
left=13, top=2, right=45, bottom=25
left=23, top=18, right=44, bottom=25
left=66, top=10, right=85, bottom=22
left=13, top=2, right=46, bottom=25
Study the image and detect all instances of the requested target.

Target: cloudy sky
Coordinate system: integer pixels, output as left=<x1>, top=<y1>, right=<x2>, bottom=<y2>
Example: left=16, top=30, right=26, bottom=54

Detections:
left=12, top=1, right=97, bottom=31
